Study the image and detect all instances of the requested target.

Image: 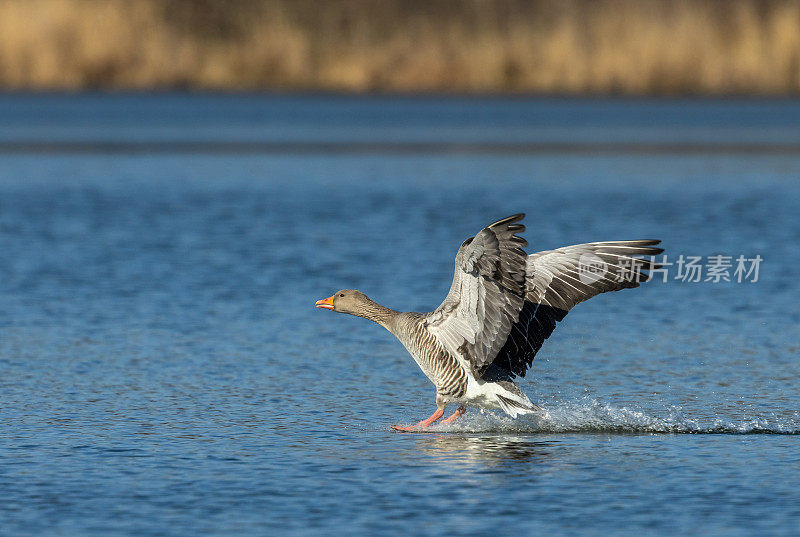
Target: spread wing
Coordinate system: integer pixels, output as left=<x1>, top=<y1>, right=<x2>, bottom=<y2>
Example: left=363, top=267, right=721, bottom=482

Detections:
left=424, top=214, right=529, bottom=376
left=490, top=240, right=664, bottom=378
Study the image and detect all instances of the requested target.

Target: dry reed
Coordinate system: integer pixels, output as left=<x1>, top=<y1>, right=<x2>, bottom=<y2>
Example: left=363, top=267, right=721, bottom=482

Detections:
left=0, top=0, right=799, bottom=94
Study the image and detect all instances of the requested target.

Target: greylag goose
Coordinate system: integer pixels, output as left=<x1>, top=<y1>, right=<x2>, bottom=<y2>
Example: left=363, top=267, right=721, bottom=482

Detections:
left=315, top=214, right=663, bottom=431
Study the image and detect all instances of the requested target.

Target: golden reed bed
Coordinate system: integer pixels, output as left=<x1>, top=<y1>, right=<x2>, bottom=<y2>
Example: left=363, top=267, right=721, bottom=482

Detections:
left=1, top=0, right=799, bottom=94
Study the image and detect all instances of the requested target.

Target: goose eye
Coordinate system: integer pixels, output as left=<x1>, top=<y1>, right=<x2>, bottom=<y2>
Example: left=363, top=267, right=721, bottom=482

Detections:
left=339, top=293, right=345, bottom=297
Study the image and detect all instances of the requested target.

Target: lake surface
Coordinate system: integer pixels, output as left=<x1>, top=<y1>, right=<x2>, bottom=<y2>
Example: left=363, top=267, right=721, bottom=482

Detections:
left=1, top=95, right=799, bottom=536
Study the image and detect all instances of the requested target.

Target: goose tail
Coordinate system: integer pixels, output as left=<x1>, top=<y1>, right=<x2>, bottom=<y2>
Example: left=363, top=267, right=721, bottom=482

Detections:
left=494, top=383, right=543, bottom=418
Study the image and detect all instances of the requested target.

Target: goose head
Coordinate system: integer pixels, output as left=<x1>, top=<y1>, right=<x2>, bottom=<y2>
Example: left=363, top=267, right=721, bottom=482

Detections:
left=315, top=289, right=371, bottom=315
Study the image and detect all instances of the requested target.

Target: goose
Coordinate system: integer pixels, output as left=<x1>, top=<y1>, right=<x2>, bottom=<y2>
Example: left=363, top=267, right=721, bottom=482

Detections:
left=315, top=214, right=663, bottom=431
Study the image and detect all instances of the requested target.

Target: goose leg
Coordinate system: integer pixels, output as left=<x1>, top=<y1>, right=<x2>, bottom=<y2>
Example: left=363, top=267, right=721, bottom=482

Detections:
left=441, top=405, right=466, bottom=424
left=391, top=409, right=444, bottom=432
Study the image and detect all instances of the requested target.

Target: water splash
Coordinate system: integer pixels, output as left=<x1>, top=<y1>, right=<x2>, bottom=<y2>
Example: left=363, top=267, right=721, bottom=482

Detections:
left=429, top=399, right=800, bottom=435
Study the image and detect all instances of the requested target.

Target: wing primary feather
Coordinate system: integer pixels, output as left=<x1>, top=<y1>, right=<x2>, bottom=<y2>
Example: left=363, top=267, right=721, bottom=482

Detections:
left=489, top=238, right=664, bottom=378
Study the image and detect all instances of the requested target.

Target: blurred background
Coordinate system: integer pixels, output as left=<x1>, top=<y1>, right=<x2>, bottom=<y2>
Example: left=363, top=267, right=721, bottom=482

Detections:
left=2, top=0, right=800, bottom=94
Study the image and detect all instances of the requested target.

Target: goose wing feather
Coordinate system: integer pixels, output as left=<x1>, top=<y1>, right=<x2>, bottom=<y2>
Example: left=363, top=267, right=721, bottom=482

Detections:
left=491, top=240, right=664, bottom=378
left=424, top=214, right=528, bottom=376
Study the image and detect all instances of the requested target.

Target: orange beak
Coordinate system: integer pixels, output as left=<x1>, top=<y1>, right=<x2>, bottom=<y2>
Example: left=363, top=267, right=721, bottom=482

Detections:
left=315, top=295, right=335, bottom=310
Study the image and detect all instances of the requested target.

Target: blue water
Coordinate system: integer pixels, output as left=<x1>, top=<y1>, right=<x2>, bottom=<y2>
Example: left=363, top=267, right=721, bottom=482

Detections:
left=1, top=96, right=799, bottom=536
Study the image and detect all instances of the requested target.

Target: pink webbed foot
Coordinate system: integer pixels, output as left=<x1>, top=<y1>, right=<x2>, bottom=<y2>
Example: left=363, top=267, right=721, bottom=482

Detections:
left=440, top=406, right=466, bottom=425
left=391, top=408, right=444, bottom=432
